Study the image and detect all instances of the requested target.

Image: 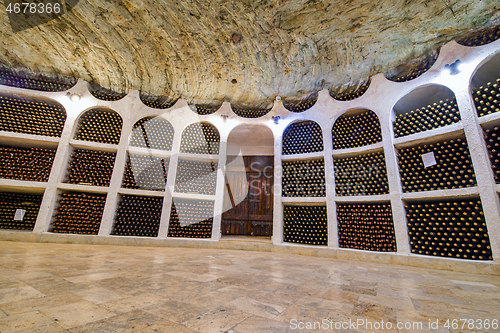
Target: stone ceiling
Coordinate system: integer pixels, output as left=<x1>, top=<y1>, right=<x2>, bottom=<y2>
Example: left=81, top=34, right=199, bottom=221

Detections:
left=0, top=0, right=499, bottom=107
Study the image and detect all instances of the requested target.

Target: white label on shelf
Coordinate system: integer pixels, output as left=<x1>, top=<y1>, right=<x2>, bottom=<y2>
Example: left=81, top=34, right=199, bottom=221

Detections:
left=14, top=209, right=26, bottom=221
left=422, top=152, right=437, bottom=168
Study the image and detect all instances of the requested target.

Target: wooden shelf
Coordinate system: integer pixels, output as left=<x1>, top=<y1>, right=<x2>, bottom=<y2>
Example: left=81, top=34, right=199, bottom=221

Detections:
left=69, top=140, right=119, bottom=152
left=281, top=197, right=326, bottom=204
left=281, top=151, right=324, bottom=161
left=401, top=186, right=479, bottom=201
left=57, top=183, right=109, bottom=194
left=0, top=179, right=46, bottom=194
left=118, top=188, right=165, bottom=197
left=393, top=122, right=464, bottom=149
left=178, top=152, right=218, bottom=161
left=335, top=194, right=390, bottom=203
left=332, top=142, right=383, bottom=158
left=128, top=146, right=171, bottom=158
left=0, top=131, right=60, bottom=148
left=172, top=192, right=216, bottom=201
left=478, top=111, right=500, bottom=127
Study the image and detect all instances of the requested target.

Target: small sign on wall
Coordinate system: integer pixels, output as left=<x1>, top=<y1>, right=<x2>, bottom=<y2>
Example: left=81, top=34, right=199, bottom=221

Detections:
left=14, top=209, right=26, bottom=221
left=422, top=151, right=437, bottom=168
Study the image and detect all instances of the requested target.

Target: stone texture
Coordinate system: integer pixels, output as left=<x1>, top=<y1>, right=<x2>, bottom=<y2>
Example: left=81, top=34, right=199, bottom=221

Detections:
left=0, top=0, right=499, bottom=106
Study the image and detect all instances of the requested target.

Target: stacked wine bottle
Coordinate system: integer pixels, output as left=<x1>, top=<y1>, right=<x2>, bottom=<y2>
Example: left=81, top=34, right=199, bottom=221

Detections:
left=189, top=104, right=221, bottom=115
left=282, top=159, right=326, bottom=197
left=472, top=79, right=500, bottom=117
left=334, top=151, right=389, bottom=196
left=74, top=109, right=123, bottom=145
left=112, top=195, right=163, bottom=237
left=122, top=153, right=168, bottom=191
left=175, top=159, right=217, bottom=195
left=393, top=98, right=460, bottom=138
left=0, top=145, right=56, bottom=182
left=65, top=149, right=116, bottom=187
left=457, top=25, right=500, bottom=47
left=283, top=205, right=327, bottom=246
left=129, top=117, right=174, bottom=150
left=51, top=192, right=106, bottom=235
left=140, top=95, right=177, bottom=109
left=330, top=81, right=370, bottom=101
left=399, top=138, right=476, bottom=192
left=283, top=95, right=317, bottom=113
left=232, top=106, right=271, bottom=118
left=90, top=86, right=126, bottom=101
left=180, top=122, right=220, bottom=155
left=387, top=54, right=438, bottom=83
left=484, top=126, right=500, bottom=183
left=282, top=121, right=323, bottom=155
left=406, top=200, right=493, bottom=260
left=337, top=203, right=397, bottom=252
left=0, top=68, right=76, bottom=92
left=168, top=199, right=213, bottom=238
left=0, top=95, right=66, bottom=137
left=332, top=110, right=382, bottom=149
left=0, top=192, right=42, bottom=230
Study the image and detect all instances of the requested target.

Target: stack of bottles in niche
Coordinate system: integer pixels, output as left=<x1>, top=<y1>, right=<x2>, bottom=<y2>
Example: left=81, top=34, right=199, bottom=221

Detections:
left=282, top=159, right=326, bottom=197
left=283, top=205, right=327, bottom=246
left=337, top=203, right=397, bottom=252
left=0, top=95, right=66, bottom=137
left=122, top=153, right=168, bottom=191
left=332, top=111, right=381, bottom=149
left=472, top=80, right=500, bottom=117
left=180, top=123, right=220, bottom=155
left=283, top=95, right=317, bottom=113
left=0, top=145, right=56, bottom=182
left=112, top=195, right=163, bottom=237
left=457, top=25, right=500, bottom=47
left=129, top=117, right=174, bottom=151
left=393, top=98, right=460, bottom=138
left=484, top=126, right=500, bottom=182
left=282, top=121, right=323, bottom=155
left=168, top=199, right=213, bottom=238
left=175, top=160, right=217, bottom=195
left=330, top=81, right=370, bottom=101
left=0, top=192, right=42, bottom=230
left=140, top=95, right=177, bottom=109
left=406, top=199, right=492, bottom=260
left=232, top=106, right=271, bottom=118
left=399, top=138, right=476, bottom=192
left=334, top=152, right=389, bottom=196
left=122, top=154, right=168, bottom=191
left=65, top=149, right=116, bottom=187
left=189, top=104, right=220, bottom=115
left=74, top=109, right=123, bottom=145
left=51, top=192, right=106, bottom=235
left=386, top=54, right=438, bottom=83
left=0, top=68, right=76, bottom=92
left=90, top=86, right=126, bottom=101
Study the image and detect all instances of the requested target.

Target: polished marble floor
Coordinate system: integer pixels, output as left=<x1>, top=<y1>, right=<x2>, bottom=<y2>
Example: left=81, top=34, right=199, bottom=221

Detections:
left=0, top=241, right=499, bottom=333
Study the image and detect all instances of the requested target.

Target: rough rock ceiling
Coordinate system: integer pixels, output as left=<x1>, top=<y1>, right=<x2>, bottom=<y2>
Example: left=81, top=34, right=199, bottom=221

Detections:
left=0, top=0, right=499, bottom=107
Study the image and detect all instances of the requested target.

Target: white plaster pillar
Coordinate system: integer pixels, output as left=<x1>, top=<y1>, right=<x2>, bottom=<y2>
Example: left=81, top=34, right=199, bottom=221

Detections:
left=322, top=121, right=338, bottom=249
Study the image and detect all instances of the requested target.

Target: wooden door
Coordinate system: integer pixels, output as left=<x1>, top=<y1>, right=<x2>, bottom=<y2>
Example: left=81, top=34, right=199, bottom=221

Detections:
left=222, top=156, right=273, bottom=236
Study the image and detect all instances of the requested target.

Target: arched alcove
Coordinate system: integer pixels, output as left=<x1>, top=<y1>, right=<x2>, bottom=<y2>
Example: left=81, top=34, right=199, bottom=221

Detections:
left=392, top=85, right=458, bottom=138
left=89, top=83, right=127, bottom=101
left=332, top=109, right=381, bottom=149
left=179, top=122, right=220, bottom=155
left=140, top=93, right=178, bottom=109
left=223, top=125, right=274, bottom=237
left=74, top=108, right=123, bottom=145
left=282, top=120, right=323, bottom=155
left=471, top=53, right=500, bottom=117
left=0, top=67, right=76, bottom=92
left=129, top=116, right=174, bottom=151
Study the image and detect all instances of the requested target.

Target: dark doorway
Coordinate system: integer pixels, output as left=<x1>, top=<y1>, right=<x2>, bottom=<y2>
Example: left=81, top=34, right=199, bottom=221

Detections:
left=222, top=156, right=273, bottom=236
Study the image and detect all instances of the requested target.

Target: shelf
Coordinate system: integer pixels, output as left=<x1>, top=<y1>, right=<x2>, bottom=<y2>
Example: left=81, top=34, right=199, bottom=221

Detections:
left=128, top=146, right=171, bottom=158
left=172, top=192, right=216, bottom=201
left=332, top=142, right=383, bottom=158
left=401, top=186, right=479, bottom=201
left=281, top=151, right=324, bottom=161
left=118, top=188, right=165, bottom=197
left=178, top=152, right=218, bottom=161
left=478, top=111, right=500, bottom=127
left=393, top=122, right=464, bottom=149
left=69, top=140, right=119, bottom=152
left=281, top=197, right=326, bottom=204
left=0, top=131, right=60, bottom=148
left=496, top=184, right=500, bottom=193
left=335, top=194, right=390, bottom=203
left=58, top=183, right=109, bottom=194
left=0, top=179, right=46, bottom=194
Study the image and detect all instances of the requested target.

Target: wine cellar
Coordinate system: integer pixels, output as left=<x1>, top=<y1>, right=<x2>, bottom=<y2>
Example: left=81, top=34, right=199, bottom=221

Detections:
left=2, top=38, right=500, bottom=273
